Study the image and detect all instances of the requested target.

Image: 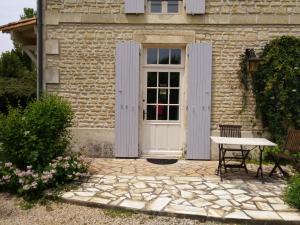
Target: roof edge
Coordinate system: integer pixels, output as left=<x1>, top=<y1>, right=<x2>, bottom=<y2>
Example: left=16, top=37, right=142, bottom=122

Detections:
left=0, top=18, right=37, bottom=33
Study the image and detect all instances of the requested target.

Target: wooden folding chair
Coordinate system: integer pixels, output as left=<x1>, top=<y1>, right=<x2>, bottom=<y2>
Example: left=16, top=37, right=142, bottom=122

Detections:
left=269, top=129, right=300, bottom=177
left=219, top=125, right=250, bottom=173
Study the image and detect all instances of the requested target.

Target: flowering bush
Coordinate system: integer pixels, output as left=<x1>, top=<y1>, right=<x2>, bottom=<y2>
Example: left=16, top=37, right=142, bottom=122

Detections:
left=0, top=95, right=89, bottom=201
left=0, top=154, right=88, bottom=197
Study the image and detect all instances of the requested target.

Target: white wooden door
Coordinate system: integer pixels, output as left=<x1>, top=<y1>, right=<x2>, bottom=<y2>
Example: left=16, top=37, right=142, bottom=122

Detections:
left=141, top=68, right=184, bottom=158
left=140, top=47, right=186, bottom=158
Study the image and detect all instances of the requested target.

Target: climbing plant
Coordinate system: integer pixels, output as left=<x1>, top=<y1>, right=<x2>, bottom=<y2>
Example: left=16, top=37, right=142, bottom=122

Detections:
left=252, top=36, right=300, bottom=143
left=238, top=49, right=252, bottom=111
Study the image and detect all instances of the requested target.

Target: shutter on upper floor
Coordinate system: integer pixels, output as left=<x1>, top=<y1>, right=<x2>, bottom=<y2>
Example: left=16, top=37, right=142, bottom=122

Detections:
left=125, top=0, right=145, bottom=14
left=186, top=0, right=205, bottom=15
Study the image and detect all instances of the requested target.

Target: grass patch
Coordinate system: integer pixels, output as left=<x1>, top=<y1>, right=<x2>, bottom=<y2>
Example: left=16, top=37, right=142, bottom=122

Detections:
left=103, top=207, right=136, bottom=218
left=246, top=158, right=272, bottom=166
left=19, top=196, right=48, bottom=210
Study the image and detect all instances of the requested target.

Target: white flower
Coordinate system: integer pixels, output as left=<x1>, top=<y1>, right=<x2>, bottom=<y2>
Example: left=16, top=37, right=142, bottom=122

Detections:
left=4, top=162, right=12, bottom=167
left=23, top=185, right=30, bottom=191
left=3, top=175, right=11, bottom=180
left=26, top=165, right=32, bottom=170
left=31, top=181, right=38, bottom=188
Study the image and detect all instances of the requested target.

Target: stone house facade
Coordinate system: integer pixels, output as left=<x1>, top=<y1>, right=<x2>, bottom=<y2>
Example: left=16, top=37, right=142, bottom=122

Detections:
left=41, top=0, right=300, bottom=160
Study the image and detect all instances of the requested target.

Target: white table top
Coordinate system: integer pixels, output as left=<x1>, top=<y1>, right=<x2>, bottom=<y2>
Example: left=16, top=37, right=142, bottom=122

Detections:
left=210, top=136, right=277, bottom=147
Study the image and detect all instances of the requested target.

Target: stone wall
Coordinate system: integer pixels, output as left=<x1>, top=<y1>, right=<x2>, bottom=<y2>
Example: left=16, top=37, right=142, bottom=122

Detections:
left=44, top=0, right=300, bottom=158
left=46, top=0, right=300, bottom=16
left=46, top=24, right=300, bottom=132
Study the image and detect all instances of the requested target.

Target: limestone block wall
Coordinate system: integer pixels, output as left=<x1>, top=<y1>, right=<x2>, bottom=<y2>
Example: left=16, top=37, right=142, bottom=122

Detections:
left=44, top=0, right=300, bottom=158
left=46, top=0, right=300, bottom=16
left=46, top=24, right=300, bottom=132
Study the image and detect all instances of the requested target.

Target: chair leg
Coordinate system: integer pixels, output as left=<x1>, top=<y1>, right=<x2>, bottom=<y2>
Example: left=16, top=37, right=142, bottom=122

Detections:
left=269, top=158, right=281, bottom=177
left=278, top=164, right=288, bottom=177
left=269, top=165, right=277, bottom=177
left=242, top=150, right=250, bottom=174
left=222, top=149, right=227, bottom=173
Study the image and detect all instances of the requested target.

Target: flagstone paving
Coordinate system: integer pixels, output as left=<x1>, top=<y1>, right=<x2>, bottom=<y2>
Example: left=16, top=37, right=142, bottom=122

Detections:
left=61, top=159, right=300, bottom=223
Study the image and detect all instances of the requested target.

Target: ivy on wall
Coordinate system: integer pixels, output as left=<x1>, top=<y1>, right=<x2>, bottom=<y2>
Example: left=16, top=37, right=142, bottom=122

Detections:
left=239, top=52, right=249, bottom=111
left=251, top=36, right=300, bottom=143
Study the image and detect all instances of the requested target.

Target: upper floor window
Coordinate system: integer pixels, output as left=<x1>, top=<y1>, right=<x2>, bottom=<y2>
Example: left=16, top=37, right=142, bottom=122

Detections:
left=148, top=0, right=182, bottom=14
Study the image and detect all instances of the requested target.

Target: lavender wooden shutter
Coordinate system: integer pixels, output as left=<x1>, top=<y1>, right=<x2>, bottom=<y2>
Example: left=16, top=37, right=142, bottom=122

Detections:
left=187, top=43, right=212, bottom=160
left=125, top=0, right=145, bottom=14
left=115, top=42, right=140, bottom=158
left=186, top=0, right=205, bottom=15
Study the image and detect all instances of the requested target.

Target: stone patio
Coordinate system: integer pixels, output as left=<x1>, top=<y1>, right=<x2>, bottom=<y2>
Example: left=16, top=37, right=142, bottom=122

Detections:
left=61, top=159, right=300, bottom=223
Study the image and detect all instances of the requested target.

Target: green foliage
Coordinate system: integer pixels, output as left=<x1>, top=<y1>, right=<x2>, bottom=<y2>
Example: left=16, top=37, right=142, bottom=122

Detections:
left=0, top=95, right=74, bottom=170
left=262, top=146, right=282, bottom=163
left=252, top=36, right=300, bottom=143
left=0, top=43, right=36, bottom=114
left=20, top=8, right=37, bottom=20
left=239, top=52, right=250, bottom=111
left=0, top=8, right=37, bottom=114
left=285, top=174, right=300, bottom=209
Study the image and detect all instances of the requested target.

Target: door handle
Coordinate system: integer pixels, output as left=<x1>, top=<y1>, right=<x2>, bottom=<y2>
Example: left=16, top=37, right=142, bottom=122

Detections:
left=143, top=109, right=146, bottom=120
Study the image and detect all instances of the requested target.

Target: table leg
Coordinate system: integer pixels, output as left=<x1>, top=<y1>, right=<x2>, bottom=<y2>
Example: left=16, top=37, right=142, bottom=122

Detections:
left=217, top=144, right=224, bottom=181
left=256, top=146, right=264, bottom=181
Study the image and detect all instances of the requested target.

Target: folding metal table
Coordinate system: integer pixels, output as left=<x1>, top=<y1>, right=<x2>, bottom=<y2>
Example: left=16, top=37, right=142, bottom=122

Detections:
left=210, top=136, right=277, bottom=181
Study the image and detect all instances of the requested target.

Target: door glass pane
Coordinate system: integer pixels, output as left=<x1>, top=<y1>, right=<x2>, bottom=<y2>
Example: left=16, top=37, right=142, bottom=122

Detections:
left=169, top=106, right=179, bottom=120
left=151, top=1, right=162, bottom=13
left=147, top=105, right=156, bottom=120
left=158, top=89, right=168, bottom=104
left=159, top=72, right=168, bottom=87
left=170, top=49, right=181, bottom=64
left=170, top=89, right=179, bottom=104
left=168, top=1, right=179, bottom=13
left=147, top=48, right=158, bottom=64
left=157, top=105, right=168, bottom=120
left=170, top=72, right=180, bottom=87
left=147, top=89, right=157, bottom=103
left=147, top=72, right=157, bottom=87
left=159, top=48, right=169, bottom=64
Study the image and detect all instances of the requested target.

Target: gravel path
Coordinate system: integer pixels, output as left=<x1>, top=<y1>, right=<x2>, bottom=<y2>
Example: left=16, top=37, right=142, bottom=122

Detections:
left=0, top=193, right=236, bottom=225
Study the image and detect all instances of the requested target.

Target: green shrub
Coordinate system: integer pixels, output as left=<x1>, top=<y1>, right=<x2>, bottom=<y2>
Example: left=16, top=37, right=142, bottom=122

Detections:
left=252, top=36, right=300, bottom=143
left=263, top=146, right=281, bottom=163
left=0, top=95, right=74, bottom=170
left=285, top=174, right=300, bottom=209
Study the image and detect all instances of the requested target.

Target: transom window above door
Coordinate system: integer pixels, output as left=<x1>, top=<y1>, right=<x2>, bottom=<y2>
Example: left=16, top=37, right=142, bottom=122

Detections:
left=147, top=48, right=182, bottom=65
left=148, top=0, right=182, bottom=14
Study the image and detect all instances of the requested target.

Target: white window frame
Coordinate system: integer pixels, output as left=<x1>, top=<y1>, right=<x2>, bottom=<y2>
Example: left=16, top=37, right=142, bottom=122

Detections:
left=143, top=46, right=186, bottom=69
left=146, top=0, right=183, bottom=15
left=142, top=46, right=186, bottom=124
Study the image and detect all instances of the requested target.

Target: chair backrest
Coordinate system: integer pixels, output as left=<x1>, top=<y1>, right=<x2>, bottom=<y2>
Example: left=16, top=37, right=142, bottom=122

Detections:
left=285, top=129, right=300, bottom=154
left=219, top=125, right=242, bottom=138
